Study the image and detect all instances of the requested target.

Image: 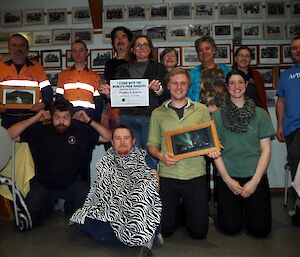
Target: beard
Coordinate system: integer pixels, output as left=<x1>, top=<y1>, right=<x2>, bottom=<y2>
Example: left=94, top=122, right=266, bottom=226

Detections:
left=53, top=124, right=70, bottom=134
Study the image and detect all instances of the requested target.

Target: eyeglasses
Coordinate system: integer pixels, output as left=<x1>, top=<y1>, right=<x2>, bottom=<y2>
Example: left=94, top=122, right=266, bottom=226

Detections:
left=134, top=43, right=150, bottom=49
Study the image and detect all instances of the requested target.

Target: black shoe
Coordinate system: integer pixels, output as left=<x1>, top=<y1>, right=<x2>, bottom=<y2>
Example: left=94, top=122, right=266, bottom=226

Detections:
left=133, top=246, right=152, bottom=257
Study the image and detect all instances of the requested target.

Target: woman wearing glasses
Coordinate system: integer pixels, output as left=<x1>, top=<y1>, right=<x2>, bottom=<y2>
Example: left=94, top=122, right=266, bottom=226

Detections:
left=114, top=34, right=169, bottom=168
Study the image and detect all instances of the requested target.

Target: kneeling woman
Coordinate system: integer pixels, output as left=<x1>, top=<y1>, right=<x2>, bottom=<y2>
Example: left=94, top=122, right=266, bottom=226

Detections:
left=212, top=70, right=274, bottom=238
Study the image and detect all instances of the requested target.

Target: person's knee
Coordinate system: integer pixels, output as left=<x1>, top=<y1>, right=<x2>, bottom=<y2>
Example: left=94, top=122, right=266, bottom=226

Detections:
left=161, top=225, right=176, bottom=238
left=247, top=225, right=271, bottom=238
left=218, top=220, right=242, bottom=235
left=187, top=226, right=208, bottom=239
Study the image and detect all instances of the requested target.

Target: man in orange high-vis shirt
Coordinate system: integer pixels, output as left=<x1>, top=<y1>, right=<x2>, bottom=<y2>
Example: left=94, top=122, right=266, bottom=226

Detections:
left=56, top=40, right=104, bottom=122
left=0, top=34, right=53, bottom=128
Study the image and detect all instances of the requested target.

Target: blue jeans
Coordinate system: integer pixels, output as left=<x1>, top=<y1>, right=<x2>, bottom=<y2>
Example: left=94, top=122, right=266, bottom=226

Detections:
left=120, top=114, right=157, bottom=169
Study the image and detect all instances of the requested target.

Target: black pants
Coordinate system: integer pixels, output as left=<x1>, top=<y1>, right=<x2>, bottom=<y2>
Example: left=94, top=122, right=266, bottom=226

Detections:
left=216, top=175, right=272, bottom=238
left=159, top=176, right=208, bottom=239
left=286, top=128, right=300, bottom=179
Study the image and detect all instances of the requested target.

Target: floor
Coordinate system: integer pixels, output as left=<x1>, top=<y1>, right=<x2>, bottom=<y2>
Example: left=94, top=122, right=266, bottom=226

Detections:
left=0, top=194, right=299, bottom=257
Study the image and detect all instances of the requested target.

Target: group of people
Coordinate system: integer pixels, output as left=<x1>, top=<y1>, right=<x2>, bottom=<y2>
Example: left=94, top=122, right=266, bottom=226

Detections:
left=0, top=27, right=299, bottom=257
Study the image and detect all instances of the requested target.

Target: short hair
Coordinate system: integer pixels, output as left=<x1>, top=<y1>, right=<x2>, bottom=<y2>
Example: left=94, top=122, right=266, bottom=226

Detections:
left=225, top=69, right=247, bottom=84
left=71, top=40, right=87, bottom=51
left=110, top=26, right=133, bottom=47
left=112, top=124, right=134, bottom=139
left=194, top=36, right=216, bottom=53
left=8, top=33, right=29, bottom=49
left=50, top=98, right=74, bottom=116
left=160, top=47, right=178, bottom=64
left=131, top=34, right=154, bottom=60
left=166, top=67, right=191, bottom=86
left=291, top=35, right=300, bottom=43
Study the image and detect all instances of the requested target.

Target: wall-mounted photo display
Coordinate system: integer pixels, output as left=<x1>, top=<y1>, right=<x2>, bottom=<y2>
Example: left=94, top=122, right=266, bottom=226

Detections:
left=149, top=3, right=169, bottom=20
left=259, top=45, right=280, bottom=65
left=241, top=23, right=263, bottom=40
left=266, top=1, right=286, bottom=18
left=189, top=24, right=211, bottom=40
left=127, top=5, right=148, bottom=20
left=47, top=8, right=67, bottom=25
left=167, top=25, right=189, bottom=41
left=234, top=45, right=258, bottom=65
left=90, top=49, right=112, bottom=70
left=72, top=7, right=91, bottom=24
left=165, top=120, right=221, bottom=161
left=0, top=33, right=11, bottom=48
left=182, top=46, right=198, bottom=67
left=32, top=30, right=52, bottom=46
left=52, top=29, right=72, bottom=45
left=103, top=28, right=112, bottom=44
left=217, top=2, right=239, bottom=19
left=290, top=0, right=300, bottom=17
left=73, top=29, right=93, bottom=44
left=193, top=3, right=215, bottom=19
left=1, top=10, right=22, bottom=27
left=65, top=50, right=74, bottom=68
left=130, top=27, right=144, bottom=38
left=212, top=23, right=233, bottom=39
left=104, top=5, right=125, bottom=22
left=145, top=26, right=166, bottom=41
left=263, top=23, right=285, bottom=40
left=256, top=67, right=275, bottom=89
left=241, top=1, right=263, bottom=18
left=281, top=44, right=293, bottom=64
left=23, top=9, right=44, bottom=26
left=215, top=44, right=231, bottom=64
left=46, top=70, right=59, bottom=93
left=157, top=47, right=181, bottom=66
left=171, top=3, right=192, bottom=19
left=286, top=22, right=300, bottom=39
left=28, top=51, right=40, bottom=62
left=41, top=49, right=62, bottom=69
left=0, top=86, right=40, bottom=109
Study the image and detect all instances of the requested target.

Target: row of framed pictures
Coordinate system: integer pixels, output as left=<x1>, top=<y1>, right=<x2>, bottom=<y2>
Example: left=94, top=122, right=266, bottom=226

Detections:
left=0, top=29, right=93, bottom=48
left=103, top=1, right=300, bottom=22
left=1, top=7, right=91, bottom=27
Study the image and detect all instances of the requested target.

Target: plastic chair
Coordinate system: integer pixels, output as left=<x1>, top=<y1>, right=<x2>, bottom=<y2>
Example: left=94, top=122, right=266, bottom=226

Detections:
left=284, top=163, right=291, bottom=208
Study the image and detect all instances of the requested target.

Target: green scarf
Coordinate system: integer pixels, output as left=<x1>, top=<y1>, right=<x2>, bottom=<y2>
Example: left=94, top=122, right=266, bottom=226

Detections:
left=221, top=96, right=256, bottom=133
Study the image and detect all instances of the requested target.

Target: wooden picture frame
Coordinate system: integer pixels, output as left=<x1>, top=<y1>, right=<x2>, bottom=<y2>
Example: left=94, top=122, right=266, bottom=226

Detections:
left=193, top=3, right=215, bottom=19
left=1, top=10, right=22, bottom=27
left=241, top=1, right=263, bottom=18
left=259, top=45, right=280, bottom=65
left=47, top=8, right=67, bottom=25
left=104, top=5, right=125, bottom=22
left=149, top=3, right=169, bottom=20
left=263, top=23, right=285, bottom=40
left=32, top=30, right=52, bottom=46
left=41, top=49, right=62, bottom=69
left=241, top=23, right=263, bottom=40
left=0, top=86, right=40, bottom=109
left=215, top=44, right=231, bottom=64
left=165, top=120, right=221, bottom=161
left=52, top=29, right=72, bottom=45
left=281, top=44, right=293, bottom=64
left=90, top=49, right=112, bottom=69
left=171, top=3, right=192, bottom=19
left=212, top=23, right=233, bottom=39
left=23, top=9, right=44, bottom=26
left=72, top=7, right=91, bottom=24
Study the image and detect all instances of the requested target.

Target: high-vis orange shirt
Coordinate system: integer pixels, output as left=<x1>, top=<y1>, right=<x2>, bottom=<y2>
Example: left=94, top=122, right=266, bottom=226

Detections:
left=56, top=67, right=101, bottom=109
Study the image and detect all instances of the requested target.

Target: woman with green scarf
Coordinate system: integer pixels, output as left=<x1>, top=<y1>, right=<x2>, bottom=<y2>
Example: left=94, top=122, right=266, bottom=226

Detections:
left=211, top=69, right=275, bottom=238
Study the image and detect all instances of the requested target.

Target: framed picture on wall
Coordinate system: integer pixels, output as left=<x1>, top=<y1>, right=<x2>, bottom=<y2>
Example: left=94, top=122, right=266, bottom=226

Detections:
left=167, top=25, right=189, bottom=41
left=0, top=33, right=11, bottom=48
left=41, top=50, right=62, bottom=69
left=263, top=23, right=285, bottom=40
left=52, top=29, right=72, bottom=45
left=215, top=44, right=231, bottom=64
left=286, top=22, right=300, bottom=39
left=171, top=3, right=192, bottom=19
left=104, top=5, right=125, bottom=22
left=182, top=46, right=199, bottom=67
left=157, top=47, right=181, bottom=66
left=241, top=2, right=263, bottom=18
left=290, top=0, right=300, bottom=17
left=266, top=1, right=286, bottom=18
left=145, top=26, right=166, bottom=41
left=241, top=23, right=263, bottom=40
left=127, top=5, right=148, bottom=20
left=189, top=24, right=211, bottom=40
left=23, top=9, right=44, bottom=26
left=46, top=71, right=59, bottom=93
left=218, top=2, right=239, bottom=19
left=28, top=51, right=40, bottom=62
left=90, top=49, right=112, bottom=69
left=47, top=8, right=67, bottom=25
left=281, top=44, right=293, bottom=64
left=259, top=45, right=280, bottom=65
left=256, top=67, right=274, bottom=89
left=212, top=23, right=233, bottom=39
left=193, top=3, right=215, bottom=19
left=149, top=3, right=169, bottom=20
left=72, top=7, right=91, bottom=24
left=1, top=10, right=22, bottom=27
left=233, top=45, right=258, bottom=65
left=65, top=50, right=75, bottom=68
left=73, top=29, right=93, bottom=44
left=32, top=30, right=52, bottom=46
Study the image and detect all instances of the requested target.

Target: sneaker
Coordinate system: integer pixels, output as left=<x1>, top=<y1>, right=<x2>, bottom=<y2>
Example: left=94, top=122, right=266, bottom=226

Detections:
left=133, top=246, right=152, bottom=257
left=154, top=232, right=164, bottom=247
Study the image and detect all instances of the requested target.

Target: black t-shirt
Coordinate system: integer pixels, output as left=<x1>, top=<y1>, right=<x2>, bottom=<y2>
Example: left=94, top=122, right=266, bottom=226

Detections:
left=104, top=58, right=128, bottom=82
left=20, top=121, right=99, bottom=189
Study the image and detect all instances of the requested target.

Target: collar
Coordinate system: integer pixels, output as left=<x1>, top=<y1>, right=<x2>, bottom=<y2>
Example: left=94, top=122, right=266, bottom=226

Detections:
left=71, top=64, right=89, bottom=71
left=164, top=98, right=193, bottom=109
left=5, top=58, right=34, bottom=66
